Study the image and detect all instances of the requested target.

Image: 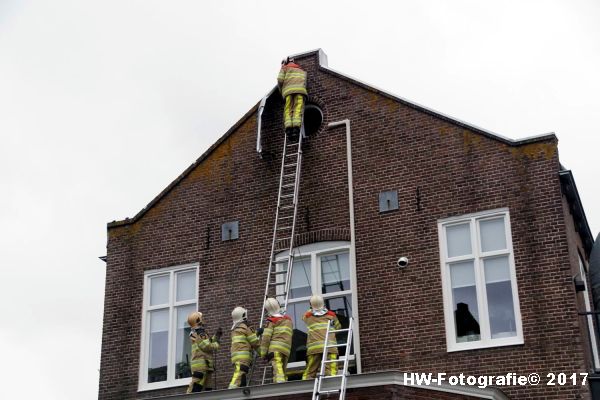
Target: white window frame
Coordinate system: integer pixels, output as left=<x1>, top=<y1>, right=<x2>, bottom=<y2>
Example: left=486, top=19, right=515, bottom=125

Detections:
left=438, top=208, right=524, bottom=352
left=138, top=263, right=199, bottom=391
left=276, top=241, right=360, bottom=370
left=578, top=255, right=600, bottom=369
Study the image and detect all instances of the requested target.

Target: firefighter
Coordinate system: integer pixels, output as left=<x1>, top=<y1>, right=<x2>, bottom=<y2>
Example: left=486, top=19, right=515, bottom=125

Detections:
left=259, top=297, right=293, bottom=383
left=277, top=57, right=308, bottom=141
left=228, top=306, right=260, bottom=389
left=302, top=295, right=341, bottom=380
left=186, top=311, right=223, bottom=393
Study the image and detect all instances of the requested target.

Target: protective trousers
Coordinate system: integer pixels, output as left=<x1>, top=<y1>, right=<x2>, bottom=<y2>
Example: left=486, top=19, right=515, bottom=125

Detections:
left=270, top=352, right=289, bottom=383
left=284, top=94, right=304, bottom=130
left=228, top=363, right=250, bottom=388
left=186, top=370, right=213, bottom=393
left=302, top=353, right=338, bottom=380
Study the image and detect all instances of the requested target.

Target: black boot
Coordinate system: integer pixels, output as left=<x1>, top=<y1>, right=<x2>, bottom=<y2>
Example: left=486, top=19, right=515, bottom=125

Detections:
left=285, top=127, right=293, bottom=141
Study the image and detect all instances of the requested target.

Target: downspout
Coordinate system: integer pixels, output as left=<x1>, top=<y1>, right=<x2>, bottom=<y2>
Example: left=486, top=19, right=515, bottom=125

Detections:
left=328, top=119, right=362, bottom=374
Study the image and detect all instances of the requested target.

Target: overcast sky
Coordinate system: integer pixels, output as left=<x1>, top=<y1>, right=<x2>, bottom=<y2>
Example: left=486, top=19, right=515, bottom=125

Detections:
left=1, top=1, right=598, bottom=399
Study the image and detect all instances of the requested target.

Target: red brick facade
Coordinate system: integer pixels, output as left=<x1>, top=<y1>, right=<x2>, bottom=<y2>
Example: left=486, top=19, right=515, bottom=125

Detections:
left=99, top=50, right=593, bottom=399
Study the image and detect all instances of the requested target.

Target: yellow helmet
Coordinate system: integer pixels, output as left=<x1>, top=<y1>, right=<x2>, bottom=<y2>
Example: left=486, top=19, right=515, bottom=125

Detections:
left=187, top=311, right=203, bottom=327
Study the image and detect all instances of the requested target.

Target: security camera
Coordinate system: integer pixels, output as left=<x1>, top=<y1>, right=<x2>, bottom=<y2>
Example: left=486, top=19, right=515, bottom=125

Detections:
left=397, top=257, right=409, bottom=268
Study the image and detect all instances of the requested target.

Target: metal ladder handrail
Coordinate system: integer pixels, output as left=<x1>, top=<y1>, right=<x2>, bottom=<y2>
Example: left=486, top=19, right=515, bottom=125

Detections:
left=312, top=317, right=354, bottom=400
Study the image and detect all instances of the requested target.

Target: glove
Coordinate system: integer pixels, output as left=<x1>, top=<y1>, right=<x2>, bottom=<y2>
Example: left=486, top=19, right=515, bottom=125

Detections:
left=215, top=327, right=223, bottom=341
left=256, top=327, right=264, bottom=336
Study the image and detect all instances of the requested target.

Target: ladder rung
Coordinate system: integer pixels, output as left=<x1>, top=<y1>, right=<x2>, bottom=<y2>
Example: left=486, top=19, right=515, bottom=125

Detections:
left=285, top=153, right=297, bottom=158
left=277, top=226, right=292, bottom=230
left=330, top=329, right=350, bottom=334
left=279, top=205, right=294, bottom=209
left=323, top=359, right=341, bottom=363
left=270, top=270, right=288, bottom=276
left=269, top=281, right=286, bottom=286
left=318, top=390, right=340, bottom=395
left=276, top=237, right=290, bottom=241
left=325, top=343, right=348, bottom=348
left=280, top=194, right=294, bottom=198
left=321, top=374, right=344, bottom=379
left=271, top=257, right=289, bottom=263
left=283, top=173, right=296, bottom=178
left=286, top=142, right=299, bottom=147
left=284, top=163, right=297, bottom=168
left=281, top=183, right=295, bottom=188
left=278, top=215, right=293, bottom=220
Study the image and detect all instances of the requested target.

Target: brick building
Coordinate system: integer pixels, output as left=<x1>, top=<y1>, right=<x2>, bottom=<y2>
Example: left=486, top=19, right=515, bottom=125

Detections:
left=99, top=49, right=597, bottom=399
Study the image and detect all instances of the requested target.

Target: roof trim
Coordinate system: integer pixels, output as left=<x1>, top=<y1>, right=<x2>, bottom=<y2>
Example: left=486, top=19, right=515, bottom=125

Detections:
left=559, top=169, right=594, bottom=255
left=107, top=101, right=261, bottom=228
left=153, top=370, right=509, bottom=400
left=109, top=48, right=558, bottom=228
left=313, top=51, right=556, bottom=146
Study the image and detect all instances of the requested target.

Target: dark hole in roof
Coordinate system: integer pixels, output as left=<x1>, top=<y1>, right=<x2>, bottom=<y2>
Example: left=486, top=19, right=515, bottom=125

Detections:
left=304, top=104, right=323, bottom=136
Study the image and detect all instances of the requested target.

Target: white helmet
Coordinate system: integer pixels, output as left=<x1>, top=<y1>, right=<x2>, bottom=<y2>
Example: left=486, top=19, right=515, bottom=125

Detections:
left=264, top=298, right=282, bottom=316
left=231, top=306, right=247, bottom=330
left=310, top=295, right=327, bottom=315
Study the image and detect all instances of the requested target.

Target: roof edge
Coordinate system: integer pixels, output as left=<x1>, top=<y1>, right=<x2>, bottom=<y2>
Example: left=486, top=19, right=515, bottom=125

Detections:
left=108, top=49, right=560, bottom=229
left=316, top=55, right=556, bottom=146
left=559, top=169, right=595, bottom=255
left=107, top=101, right=261, bottom=229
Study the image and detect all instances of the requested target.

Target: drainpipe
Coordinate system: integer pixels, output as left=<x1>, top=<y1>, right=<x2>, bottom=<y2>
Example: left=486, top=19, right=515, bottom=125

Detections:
left=328, top=119, right=362, bottom=374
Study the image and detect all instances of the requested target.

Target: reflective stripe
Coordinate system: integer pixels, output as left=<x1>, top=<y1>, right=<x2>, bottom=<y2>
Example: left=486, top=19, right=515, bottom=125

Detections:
left=273, top=326, right=293, bottom=335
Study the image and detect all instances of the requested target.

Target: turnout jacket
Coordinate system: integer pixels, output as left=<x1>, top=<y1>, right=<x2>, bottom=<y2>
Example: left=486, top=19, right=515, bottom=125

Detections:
left=302, top=310, right=341, bottom=355
left=230, top=322, right=259, bottom=365
left=189, top=327, right=220, bottom=372
left=260, top=315, right=293, bottom=357
left=277, top=62, right=308, bottom=98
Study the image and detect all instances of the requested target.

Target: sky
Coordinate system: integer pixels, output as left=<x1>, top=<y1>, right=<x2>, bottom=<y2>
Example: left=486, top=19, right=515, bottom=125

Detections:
left=0, top=1, right=598, bottom=399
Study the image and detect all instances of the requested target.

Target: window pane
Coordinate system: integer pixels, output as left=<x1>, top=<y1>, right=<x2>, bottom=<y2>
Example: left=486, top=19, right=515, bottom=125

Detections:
left=324, top=294, right=353, bottom=357
left=446, top=223, right=472, bottom=258
left=480, top=217, right=507, bottom=253
left=176, top=270, right=196, bottom=302
left=150, top=275, right=170, bottom=306
left=174, top=304, right=195, bottom=379
left=450, top=261, right=480, bottom=343
left=289, top=258, right=311, bottom=299
left=287, top=301, right=310, bottom=363
left=147, top=309, right=169, bottom=383
left=484, top=256, right=517, bottom=339
left=321, top=253, right=350, bottom=294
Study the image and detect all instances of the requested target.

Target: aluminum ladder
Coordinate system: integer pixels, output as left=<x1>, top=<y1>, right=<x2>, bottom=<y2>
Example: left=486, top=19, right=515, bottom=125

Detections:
left=248, top=129, right=305, bottom=386
left=312, top=317, right=354, bottom=400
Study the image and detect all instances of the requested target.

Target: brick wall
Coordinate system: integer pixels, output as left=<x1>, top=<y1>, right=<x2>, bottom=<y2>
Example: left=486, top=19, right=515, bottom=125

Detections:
left=99, top=50, right=591, bottom=399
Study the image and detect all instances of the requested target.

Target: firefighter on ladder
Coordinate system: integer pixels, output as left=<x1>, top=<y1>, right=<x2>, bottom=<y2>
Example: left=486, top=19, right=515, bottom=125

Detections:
left=259, top=297, right=294, bottom=383
left=277, top=57, right=307, bottom=142
left=228, top=307, right=260, bottom=389
left=302, top=295, right=341, bottom=380
left=186, top=311, right=223, bottom=393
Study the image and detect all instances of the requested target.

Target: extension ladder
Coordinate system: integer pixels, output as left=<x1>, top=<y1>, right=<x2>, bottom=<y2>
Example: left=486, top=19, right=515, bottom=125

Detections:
left=312, top=317, right=354, bottom=400
left=248, top=129, right=305, bottom=386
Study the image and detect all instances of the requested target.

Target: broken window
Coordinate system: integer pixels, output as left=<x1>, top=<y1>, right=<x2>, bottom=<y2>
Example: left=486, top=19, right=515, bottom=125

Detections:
left=438, top=210, right=523, bottom=352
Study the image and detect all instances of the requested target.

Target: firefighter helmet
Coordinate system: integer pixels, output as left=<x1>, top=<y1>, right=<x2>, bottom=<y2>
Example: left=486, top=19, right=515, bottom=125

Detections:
left=264, top=298, right=282, bottom=316
left=231, top=306, right=248, bottom=329
left=187, top=311, right=203, bottom=327
left=310, top=295, right=325, bottom=310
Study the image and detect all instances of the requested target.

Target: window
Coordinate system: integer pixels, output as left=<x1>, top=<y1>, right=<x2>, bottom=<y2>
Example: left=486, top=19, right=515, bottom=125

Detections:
left=438, top=209, right=523, bottom=351
left=276, top=241, right=358, bottom=371
left=139, top=264, right=198, bottom=391
left=578, top=255, right=600, bottom=369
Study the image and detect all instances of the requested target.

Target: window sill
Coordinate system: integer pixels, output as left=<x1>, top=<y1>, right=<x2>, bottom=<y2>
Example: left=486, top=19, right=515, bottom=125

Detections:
left=138, top=378, right=190, bottom=392
left=447, top=337, right=524, bottom=353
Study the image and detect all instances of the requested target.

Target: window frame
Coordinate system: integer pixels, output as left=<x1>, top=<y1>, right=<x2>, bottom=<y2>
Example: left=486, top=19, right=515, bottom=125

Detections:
left=138, top=263, right=199, bottom=391
left=275, top=241, right=359, bottom=370
left=438, top=208, right=524, bottom=352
